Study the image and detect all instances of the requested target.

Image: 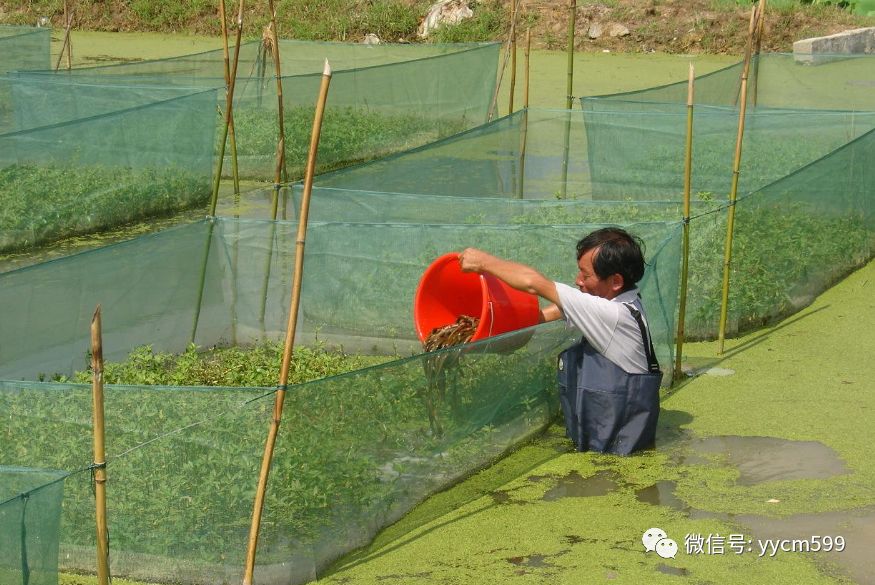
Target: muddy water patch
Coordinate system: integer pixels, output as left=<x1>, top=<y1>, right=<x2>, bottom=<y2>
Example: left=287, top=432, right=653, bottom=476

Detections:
left=738, top=506, right=875, bottom=584
left=506, top=553, right=554, bottom=568
left=635, top=480, right=733, bottom=522
left=690, top=436, right=849, bottom=485
left=657, top=564, right=689, bottom=576
left=541, top=470, right=621, bottom=501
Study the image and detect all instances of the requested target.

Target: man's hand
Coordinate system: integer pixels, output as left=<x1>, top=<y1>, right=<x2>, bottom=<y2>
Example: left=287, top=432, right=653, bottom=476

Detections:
left=458, top=248, right=495, bottom=273
left=456, top=248, right=561, bottom=308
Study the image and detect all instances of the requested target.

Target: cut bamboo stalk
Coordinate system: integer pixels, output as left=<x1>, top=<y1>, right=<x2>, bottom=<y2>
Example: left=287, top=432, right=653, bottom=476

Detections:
left=508, top=0, right=518, bottom=115
left=243, top=59, right=333, bottom=585
left=674, top=63, right=695, bottom=382
left=717, top=3, right=758, bottom=355
left=565, top=0, right=576, bottom=110
left=90, top=306, right=110, bottom=585
left=219, top=0, right=241, bottom=197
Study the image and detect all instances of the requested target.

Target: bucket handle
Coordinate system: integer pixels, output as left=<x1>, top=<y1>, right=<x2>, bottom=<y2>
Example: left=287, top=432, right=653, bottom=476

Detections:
left=487, top=301, right=495, bottom=338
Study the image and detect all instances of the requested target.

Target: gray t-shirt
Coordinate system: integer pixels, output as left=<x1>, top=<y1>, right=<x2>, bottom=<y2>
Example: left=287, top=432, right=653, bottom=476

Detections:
left=554, top=283, right=650, bottom=374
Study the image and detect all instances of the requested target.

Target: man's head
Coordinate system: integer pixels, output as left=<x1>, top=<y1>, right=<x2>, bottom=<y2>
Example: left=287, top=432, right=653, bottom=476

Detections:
left=574, top=228, right=645, bottom=299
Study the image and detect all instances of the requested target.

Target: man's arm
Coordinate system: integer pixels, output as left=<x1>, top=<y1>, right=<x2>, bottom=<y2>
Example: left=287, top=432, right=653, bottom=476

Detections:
left=458, top=248, right=561, bottom=307
left=539, top=303, right=563, bottom=323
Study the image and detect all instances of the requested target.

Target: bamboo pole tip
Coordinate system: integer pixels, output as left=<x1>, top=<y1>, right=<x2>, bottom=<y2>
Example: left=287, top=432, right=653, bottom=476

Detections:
left=92, top=304, right=101, bottom=322
left=323, top=59, right=332, bottom=76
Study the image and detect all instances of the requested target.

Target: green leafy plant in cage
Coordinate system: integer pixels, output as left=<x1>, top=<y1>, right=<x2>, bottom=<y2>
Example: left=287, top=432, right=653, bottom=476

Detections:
left=226, top=106, right=469, bottom=180
left=0, top=164, right=209, bottom=253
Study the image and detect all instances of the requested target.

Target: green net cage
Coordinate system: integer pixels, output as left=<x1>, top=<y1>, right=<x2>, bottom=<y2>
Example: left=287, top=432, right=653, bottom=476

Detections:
left=0, top=26, right=50, bottom=75
left=0, top=214, right=680, bottom=583
left=275, top=106, right=874, bottom=338
left=0, top=467, right=67, bottom=585
left=588, top=53, right=875, bottom=111
left=0, top=88, right=218, bottom=254
left=0, top=26, right=51, bottom=138
left=1, top=74, right=213, bottom=134
left=13, top=40, right=500, bottom=181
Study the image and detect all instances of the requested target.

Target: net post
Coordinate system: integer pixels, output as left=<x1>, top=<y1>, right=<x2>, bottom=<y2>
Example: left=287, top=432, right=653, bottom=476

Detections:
left=90, top=306, right=110, bottom=585
left=674, top=63, right=695, bottom=383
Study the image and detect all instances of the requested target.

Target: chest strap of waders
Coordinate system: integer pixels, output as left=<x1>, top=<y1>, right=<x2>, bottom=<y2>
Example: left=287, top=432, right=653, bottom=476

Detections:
left=624, top=303, right=661, bottom=374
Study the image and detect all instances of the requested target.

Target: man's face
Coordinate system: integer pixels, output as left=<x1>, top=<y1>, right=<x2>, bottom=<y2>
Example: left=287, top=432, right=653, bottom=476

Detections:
left=575, top=247, right=621, bottom=300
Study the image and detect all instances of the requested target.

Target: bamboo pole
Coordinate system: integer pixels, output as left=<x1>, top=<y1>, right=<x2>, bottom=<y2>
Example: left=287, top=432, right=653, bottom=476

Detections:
left=486, top=0, right=522, bottom=121
left=219, top=0, right=241, bottom=198
left=565, top=0, right=576, bottom=110
left=268, top=0, right=288, bottom=220
left=508, top=0, right=518, bottom=115
left=193, top=0, right=245, bottom=344
left=524, top=28, right=531, bottom=110
left=717, top=4, right=758, bottom=355
left=90, top=306, right=110, bottom=585
left=674, top=63, right=695, bottom=382
left=516, top=29, right=531, bottom=200
left=560, top=0, right=577, bottom=198
left=750, top=0, right=767, bottom=107
left=242, top=59, right=333, bottom=585
left=209, top=0, right=245, bottom=217
left=54, top=1, right=74, bottom=72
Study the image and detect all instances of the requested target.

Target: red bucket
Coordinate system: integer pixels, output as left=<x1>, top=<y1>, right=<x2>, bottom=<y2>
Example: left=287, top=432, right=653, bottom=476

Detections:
left=414, top=253, right=540, bottom=344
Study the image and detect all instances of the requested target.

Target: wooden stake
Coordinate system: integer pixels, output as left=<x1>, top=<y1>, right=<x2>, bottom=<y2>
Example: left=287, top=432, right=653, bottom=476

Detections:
left=487, top=0, right=522, bottom=121
left=268, top=0, right=288, bottom=220
left=524, top=28, right=531, bottom=110
left=242, top=60, right=333, bottom=585
left=508, top=0, right=518, bottom=115
left=717, top=3, right=758, bottom=354
left=54, top=1, right=74, bottom=72
left=565, top=0, right=577, bottom=110
left=90, top=306, right=110, bottom=585
left=674, top=63, right=695, bottom=382
left=516, top=29, right=531, bottom=200
left=219, top=0, right=241, bottom=197
left=194, top=0, right=245, bottom=344
left=750, top=0, right=767, bottom=107
left=209, top=0, right=246, bottom=217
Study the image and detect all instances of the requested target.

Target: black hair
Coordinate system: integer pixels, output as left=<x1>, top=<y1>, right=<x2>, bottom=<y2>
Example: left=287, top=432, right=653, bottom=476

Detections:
left=576, top=227, right=646, bottom=292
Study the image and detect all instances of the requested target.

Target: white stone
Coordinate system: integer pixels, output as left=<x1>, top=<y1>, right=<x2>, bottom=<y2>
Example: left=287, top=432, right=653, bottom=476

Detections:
left=588, top=22, right=604, bottom=39
left=608, top=23, right=630, bottom=38
left=362, top=33, right=381, bottom=44
left=418, top=0, right=474, bottom=39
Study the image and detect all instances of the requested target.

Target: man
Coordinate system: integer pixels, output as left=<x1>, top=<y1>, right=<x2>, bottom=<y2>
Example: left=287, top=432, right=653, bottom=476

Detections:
left=459, top=227, right=661, bottom=455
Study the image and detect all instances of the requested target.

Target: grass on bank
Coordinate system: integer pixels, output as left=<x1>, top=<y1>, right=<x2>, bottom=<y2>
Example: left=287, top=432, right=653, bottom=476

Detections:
left=3, top=0, right=874, bottom=53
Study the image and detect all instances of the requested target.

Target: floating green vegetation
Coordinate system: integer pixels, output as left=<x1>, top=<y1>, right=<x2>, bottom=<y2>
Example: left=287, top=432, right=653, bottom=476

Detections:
left=0, top=164, right=210, bottom=254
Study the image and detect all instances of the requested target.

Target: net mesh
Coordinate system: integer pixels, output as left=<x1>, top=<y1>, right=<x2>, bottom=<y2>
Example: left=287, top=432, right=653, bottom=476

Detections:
left=0, top=26, right=50, bottom=76
left=0, top=467, right=66, bottom=585
left=589, top=53, right=875, bottom=111
left=0, top=88, right=217, bottom=253
left=12, top=40, right=500, bottom=180
left=0, top=214, right=678, bottom=582
left=2, top=50, right=875, bottom=585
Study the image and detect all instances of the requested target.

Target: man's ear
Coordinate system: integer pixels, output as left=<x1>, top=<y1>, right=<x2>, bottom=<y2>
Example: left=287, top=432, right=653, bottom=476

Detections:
left=609, top=273, right=625, bottom=293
